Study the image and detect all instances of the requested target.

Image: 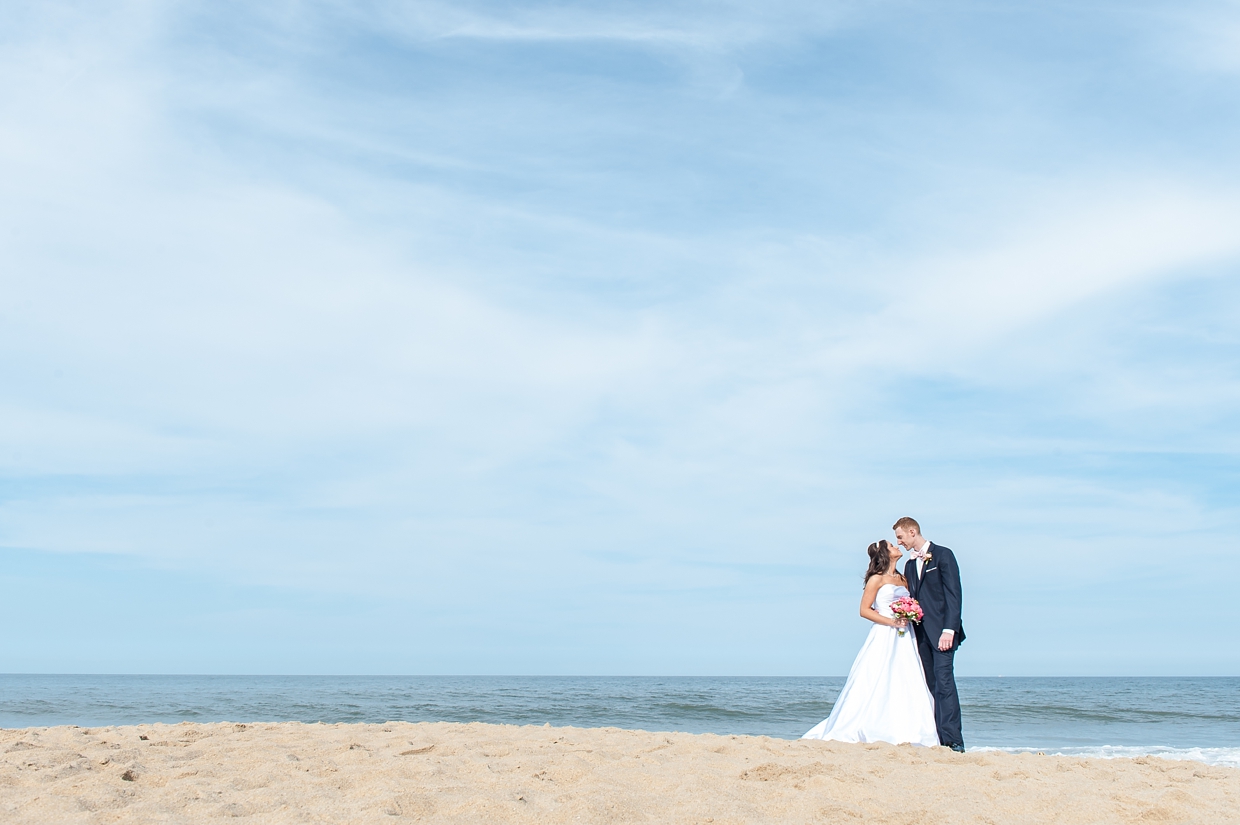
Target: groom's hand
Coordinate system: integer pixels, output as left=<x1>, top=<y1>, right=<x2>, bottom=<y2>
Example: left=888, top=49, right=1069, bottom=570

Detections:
left=937, top=632, right=954, bottom=651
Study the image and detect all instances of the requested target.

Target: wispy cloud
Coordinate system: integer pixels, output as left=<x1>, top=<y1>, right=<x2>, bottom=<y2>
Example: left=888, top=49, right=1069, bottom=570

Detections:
left=1152, top=0, right=1240, bottom=75
left=365, top=0, right=858, bottom=48
left=825, top=182, right=1240, bottom=374
left=1, top=0, right=1238, bottom=674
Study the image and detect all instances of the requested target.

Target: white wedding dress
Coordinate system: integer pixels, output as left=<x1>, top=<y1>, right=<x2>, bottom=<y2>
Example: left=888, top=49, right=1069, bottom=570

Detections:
left=803, top=583, right=940, bottom=746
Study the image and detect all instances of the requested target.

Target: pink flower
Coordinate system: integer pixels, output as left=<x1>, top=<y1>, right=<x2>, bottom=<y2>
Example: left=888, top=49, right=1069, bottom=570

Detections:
left=889, top=596, right=923, bottom=624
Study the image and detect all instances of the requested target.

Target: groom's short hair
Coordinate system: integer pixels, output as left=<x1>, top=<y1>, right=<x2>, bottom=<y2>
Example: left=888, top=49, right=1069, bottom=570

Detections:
left=892, top=516, right=920, bottom=533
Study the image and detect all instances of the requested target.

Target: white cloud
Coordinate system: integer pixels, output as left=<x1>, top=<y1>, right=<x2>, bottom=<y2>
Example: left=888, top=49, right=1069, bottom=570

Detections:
left=823, top=183, right=1240, bottom=375
left=361, top=0, right=857, bottom=50
left=1155, top=0, right=1240, bottom=75
left=2, top=0, right=1239, bottom=672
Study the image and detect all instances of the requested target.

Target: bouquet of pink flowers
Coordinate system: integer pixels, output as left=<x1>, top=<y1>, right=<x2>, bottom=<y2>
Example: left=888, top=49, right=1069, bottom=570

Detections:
left=889, top=595, right=923, bottom=637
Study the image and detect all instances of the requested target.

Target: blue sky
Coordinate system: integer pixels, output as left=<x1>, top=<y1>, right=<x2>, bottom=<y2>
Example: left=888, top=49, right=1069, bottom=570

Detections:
left=2, top=0, right=1238, bottom=676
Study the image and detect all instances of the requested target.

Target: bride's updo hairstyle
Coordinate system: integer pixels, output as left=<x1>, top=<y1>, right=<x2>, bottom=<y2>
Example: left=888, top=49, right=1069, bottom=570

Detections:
left=864, top=540, right=892, bottom=584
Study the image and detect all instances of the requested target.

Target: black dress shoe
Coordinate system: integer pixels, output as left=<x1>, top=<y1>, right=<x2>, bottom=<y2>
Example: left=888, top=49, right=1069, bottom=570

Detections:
left=948, top=743, right=966, bottom=753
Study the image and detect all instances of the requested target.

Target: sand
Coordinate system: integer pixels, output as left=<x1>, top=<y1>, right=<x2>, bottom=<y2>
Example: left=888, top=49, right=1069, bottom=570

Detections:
left=2, top=721, right=1236, bottom=824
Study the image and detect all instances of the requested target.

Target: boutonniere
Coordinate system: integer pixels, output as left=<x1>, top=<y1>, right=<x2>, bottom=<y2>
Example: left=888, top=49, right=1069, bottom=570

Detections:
left=908, top=546, right=932, bottom=563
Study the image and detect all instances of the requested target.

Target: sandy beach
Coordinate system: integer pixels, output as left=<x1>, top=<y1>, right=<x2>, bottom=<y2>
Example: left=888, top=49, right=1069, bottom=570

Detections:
left=2, top=721, right=1236, bottom=824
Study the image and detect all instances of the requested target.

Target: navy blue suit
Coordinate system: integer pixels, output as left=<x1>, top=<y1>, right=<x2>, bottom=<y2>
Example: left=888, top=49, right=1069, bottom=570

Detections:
left=904, top=542, right=965, bottom=747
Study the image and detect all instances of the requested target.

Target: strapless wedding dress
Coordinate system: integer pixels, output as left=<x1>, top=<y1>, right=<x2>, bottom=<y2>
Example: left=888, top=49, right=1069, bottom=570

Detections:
left=803, top=583, right=939, bottom=746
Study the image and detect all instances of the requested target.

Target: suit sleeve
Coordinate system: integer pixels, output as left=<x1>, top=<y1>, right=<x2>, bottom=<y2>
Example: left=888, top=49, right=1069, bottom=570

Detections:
left=940, top=547, right=963, bottom=632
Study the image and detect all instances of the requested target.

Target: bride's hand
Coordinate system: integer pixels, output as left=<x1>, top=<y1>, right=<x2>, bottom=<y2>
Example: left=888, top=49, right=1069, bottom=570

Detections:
left=893, top=618, right=908, bottom=629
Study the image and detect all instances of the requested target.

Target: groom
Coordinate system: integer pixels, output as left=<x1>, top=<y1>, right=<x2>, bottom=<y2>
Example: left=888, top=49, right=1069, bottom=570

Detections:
left=894, top=517, right=966, bottom=752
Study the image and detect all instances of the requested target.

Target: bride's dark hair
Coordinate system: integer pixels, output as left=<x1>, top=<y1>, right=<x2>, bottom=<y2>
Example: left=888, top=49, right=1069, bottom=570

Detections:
left=864, top=540, right=893, bottom=584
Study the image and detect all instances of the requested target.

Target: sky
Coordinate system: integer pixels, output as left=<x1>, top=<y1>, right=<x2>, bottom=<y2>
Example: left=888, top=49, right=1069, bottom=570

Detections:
left=1, top=0, right=1238, bottom=676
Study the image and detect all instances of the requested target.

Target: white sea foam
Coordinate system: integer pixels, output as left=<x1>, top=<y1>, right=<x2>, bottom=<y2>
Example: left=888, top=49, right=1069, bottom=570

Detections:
left=970, top=745, right=1240, bottom=769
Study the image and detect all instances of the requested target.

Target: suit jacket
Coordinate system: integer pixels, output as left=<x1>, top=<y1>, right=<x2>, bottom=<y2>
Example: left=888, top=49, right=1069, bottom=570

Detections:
left=904, top=542, right=965, bottom=648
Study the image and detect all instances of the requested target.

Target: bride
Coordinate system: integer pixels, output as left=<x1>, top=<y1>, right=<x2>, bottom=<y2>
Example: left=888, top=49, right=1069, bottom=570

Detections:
left=803, top=539, right=939, bottom=746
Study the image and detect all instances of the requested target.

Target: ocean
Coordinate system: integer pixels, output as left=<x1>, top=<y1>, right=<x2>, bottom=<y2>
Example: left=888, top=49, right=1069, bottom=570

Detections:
left=1, top=675, right=1235, bottom=767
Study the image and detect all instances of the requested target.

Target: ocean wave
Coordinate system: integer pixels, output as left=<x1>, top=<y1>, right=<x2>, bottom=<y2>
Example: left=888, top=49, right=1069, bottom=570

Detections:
left=971, top=745, right=1240, bottom=769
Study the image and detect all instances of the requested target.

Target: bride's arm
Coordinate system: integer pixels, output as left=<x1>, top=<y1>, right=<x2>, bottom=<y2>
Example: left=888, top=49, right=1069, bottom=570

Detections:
left=858, top=577, right=905, bottom=628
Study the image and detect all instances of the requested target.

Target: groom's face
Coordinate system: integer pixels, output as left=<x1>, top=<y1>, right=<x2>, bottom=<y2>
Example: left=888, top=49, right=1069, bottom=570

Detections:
left=894, top=526, right=917, bottom=550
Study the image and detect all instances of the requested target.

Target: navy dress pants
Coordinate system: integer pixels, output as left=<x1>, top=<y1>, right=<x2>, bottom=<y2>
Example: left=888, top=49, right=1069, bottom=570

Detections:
left=917, top=634, right=963, bottom=747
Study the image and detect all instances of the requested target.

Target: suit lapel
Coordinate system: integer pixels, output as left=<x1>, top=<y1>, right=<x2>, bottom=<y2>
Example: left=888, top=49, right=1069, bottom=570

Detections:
left=923, top=542, right=937, bottom=585
left=909, top=543, right=936, bottom=596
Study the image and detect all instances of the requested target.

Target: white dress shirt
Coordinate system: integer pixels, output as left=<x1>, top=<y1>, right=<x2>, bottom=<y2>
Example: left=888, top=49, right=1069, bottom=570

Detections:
left=915, top=540, right=930, bottom=578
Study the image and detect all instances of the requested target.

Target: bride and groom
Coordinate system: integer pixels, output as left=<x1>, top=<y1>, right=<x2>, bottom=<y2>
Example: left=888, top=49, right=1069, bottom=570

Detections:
left=803, top=517, right=966, bottom=751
